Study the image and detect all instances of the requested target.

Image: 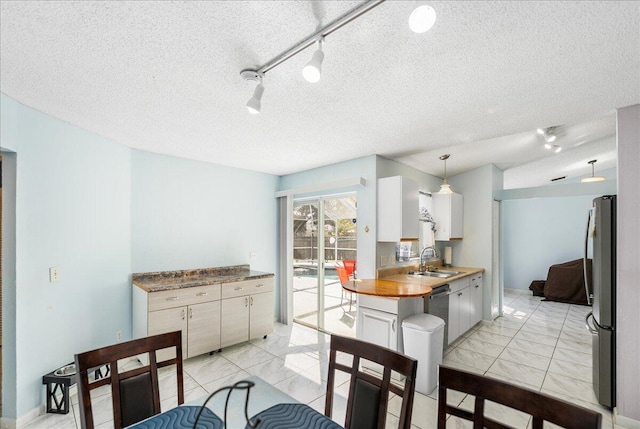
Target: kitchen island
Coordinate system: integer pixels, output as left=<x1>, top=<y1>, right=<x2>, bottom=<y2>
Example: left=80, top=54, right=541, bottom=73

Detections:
left=345, top=265, right=484, bottom=353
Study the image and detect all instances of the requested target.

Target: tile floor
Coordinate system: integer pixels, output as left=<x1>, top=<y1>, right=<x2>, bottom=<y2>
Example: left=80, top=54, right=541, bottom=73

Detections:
left=24, top=288, right=617, bottom=429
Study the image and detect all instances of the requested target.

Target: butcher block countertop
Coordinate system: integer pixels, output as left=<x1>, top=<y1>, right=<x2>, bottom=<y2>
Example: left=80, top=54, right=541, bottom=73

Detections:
left=132, top=264, right=273, bottom=292
left=341, top=266, right=484, bottom=298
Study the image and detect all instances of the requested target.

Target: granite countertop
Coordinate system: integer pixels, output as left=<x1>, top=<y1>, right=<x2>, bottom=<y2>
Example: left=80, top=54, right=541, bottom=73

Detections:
left=132, top=264, right=274, bottom=292
left=341, top=266, right=484, bottom=298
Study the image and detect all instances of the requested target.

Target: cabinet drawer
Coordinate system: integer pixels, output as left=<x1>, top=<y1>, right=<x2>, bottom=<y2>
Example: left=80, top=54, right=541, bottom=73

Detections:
left=448, top=277, right=470, bottom=294
left=221, top=277, right=274, bottom=299
left=149, top=284, right=221, bottom=312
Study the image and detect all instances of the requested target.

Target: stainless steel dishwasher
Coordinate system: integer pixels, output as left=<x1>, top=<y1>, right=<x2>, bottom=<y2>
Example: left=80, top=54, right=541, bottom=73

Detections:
left=424, top=283, right=451, bottom=346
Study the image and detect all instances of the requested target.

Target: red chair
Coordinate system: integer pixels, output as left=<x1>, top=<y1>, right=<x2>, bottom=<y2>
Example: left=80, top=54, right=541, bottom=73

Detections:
left=343, top=260, right=356, bottom=278
left=336, top=266, right=354, bottom=312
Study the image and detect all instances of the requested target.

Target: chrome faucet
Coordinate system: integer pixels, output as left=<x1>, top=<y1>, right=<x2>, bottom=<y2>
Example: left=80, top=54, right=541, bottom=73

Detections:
left=419, top=245, right=439, bottom=272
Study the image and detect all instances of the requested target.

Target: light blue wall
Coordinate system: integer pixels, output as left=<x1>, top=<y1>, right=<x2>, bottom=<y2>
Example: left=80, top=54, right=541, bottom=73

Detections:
left=502, top=194, right=603, bottom=290
left=0, top=94, right=132, bottom=417
left=131, top=150, right=278, bottom=275
left=0, top=93, right=280, bottom=421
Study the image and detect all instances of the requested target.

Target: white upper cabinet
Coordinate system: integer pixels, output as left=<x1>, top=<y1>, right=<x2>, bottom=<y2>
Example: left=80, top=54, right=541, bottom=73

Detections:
left=433, top=192, right=463, bottom=241
left=377, top=176, right=419, bottom=242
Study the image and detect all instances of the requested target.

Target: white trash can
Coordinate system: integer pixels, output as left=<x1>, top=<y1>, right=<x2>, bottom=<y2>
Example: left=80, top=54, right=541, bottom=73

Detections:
left=402, top=313, right=445, bottom=395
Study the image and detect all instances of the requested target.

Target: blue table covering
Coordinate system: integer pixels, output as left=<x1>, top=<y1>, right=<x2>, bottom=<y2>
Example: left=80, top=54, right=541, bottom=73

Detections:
left=129, top=405, right=222, bottom=429
left=247, top=403, right=342, bottom=429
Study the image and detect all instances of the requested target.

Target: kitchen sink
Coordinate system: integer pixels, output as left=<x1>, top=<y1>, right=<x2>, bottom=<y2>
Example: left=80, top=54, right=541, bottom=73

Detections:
left=407, top=270, right=463, bottom=279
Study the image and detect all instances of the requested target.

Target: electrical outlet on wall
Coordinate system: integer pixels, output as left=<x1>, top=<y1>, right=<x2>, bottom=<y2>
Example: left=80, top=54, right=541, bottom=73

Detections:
left=250, top=252, right=257, bottom=261
left=49, top=267, right=59, bottom=282
left=381, top=255, right=388, bottom=266
left=116, top=331, right=122, bottom=342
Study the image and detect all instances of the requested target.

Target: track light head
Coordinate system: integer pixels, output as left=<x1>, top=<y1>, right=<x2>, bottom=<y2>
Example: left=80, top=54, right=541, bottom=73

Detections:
left=409, top=2, right=437, bottom=33
left=241, top=70, right=264, bottom=114
left=303, top=38, right=324, bottom=83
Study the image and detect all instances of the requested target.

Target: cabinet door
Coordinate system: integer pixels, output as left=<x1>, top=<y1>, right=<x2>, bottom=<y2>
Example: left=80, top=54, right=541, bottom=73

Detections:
left=357, top=307, right=398, bottom=352
left=148, top=306, right=188, bottom=361
left=221, top=296, right=249, bottom=348
left=377, top=176, right=419, bottom=242
left=448, top=293, right=461, bottom=345
left=249, top=292, right=274, bottom=340
left=459, top=287, right=472, bottom=334
left=187, top=301, right=221, bottom=358
left=470, top=277, right=483, bottom=327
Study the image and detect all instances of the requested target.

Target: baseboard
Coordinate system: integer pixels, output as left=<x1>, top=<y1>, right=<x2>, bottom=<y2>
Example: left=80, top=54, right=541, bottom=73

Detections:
left=1, top=417, right=16, bottom=429
left=615, top=408, right=640, bottom=429
left=12, top=404, right=44, bottom=429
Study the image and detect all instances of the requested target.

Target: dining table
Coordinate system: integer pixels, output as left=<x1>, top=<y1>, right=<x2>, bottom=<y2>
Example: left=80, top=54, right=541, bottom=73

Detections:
left=127, top=375, right=343, bottom=429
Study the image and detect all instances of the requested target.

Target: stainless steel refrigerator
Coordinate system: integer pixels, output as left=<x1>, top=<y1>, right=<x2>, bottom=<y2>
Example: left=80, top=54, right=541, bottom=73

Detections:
left=584, top=195, right=616, bottom=408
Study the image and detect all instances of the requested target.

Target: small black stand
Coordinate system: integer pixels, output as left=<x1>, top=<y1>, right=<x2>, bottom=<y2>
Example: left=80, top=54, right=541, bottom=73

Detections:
left=42, top=363, right=111, bottom=414
left=42, top=366, right=77, bottom=414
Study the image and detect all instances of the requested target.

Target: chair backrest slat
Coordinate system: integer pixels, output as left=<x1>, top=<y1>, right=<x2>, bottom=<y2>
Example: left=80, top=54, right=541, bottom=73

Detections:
left=437, top=366, right=602, bottom=429
left=325, top=334, right=417, bottom=429
left=74, top=331, right=184, bottom=429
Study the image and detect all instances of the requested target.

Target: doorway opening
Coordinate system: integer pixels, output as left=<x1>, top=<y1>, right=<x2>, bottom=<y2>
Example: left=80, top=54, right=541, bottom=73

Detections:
left=292, top=194, right=357, bottom=337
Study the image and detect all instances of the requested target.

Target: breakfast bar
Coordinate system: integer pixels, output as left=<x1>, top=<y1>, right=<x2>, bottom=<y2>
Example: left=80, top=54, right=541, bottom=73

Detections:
left=343, top=265, right=485, bottom=355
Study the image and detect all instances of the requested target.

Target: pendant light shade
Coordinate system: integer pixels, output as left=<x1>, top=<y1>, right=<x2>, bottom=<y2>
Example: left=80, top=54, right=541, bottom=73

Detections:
left=581, top=159, right=606, bottom=183
left=438, top=154, right=454, bottom=194
left=303, top=38, right=324, bottom=83
left=409, top=3, right=437, bottom=33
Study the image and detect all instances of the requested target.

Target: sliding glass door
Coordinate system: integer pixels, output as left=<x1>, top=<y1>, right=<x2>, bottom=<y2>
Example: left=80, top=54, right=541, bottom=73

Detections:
left=292, top=194, right=357, bottom=336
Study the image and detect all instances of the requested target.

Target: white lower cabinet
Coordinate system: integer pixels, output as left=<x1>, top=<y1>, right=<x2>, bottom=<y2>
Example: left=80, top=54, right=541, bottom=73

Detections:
left=447, top=275, right=483, bottom=345
left=358, top=306, right=398, bottom=352
left=187, top=301, right=222, bottom=357
left=148, top=306, right=189, bottom=361
left=221, top=296, right=249, bottom=348
left=469, top=274, right=483, bottom=327
left=220, top=278, right=275, bottom=348
left=133, top=275, right=274, bottom=360
left=356, top=295, right=423, bottom=354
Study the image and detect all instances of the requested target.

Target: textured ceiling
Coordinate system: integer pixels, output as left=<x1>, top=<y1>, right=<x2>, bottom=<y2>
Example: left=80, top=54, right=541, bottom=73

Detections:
left=1, top=1, right=639, bottom=187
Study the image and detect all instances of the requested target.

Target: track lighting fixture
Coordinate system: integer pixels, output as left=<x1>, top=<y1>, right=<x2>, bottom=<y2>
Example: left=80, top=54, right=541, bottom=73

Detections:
left=438, top=154, right=454, bottom=194
left=241, top=70, right=264, bottom=114
left=240, top=0, right=436, bottom=113
left=538, top=126, right=562, bottom=152
left=581, top=159, right=606, bottom=183
left=303, top=37, right=324, bottom=83
left=409, top=2, right=437, bottom=33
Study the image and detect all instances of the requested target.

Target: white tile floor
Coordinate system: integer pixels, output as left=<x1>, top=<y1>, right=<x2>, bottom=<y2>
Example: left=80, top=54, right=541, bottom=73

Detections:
left=24, top=288, right=617, bottom=429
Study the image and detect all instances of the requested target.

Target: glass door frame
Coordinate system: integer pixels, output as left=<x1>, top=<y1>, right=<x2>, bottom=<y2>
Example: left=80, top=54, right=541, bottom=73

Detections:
left=291, top=192, right=356, bottom=333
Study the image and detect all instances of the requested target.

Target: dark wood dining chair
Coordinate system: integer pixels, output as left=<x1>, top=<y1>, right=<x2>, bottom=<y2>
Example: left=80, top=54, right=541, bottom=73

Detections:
left=325, top=334, right=418, bottom=429
left=437, top=365, right=602, bottom=429
left=74, top=331, right=185, bottom=429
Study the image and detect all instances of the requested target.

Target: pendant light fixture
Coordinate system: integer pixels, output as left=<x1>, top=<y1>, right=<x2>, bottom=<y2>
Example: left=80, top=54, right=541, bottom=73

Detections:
left=581, top=159, right=606, bottom=183
left=409, top=2, right=437, bottom=33
left=302, top=37, right=324, bottom=83
left=241, top=70, right=264, bottom=114
left=438, top=154, right=453, bottom=194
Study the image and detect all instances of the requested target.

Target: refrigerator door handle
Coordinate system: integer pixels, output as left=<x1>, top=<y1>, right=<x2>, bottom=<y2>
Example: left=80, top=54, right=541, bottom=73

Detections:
left=585, top=312, right=598, bottom=334
left=583, top=211, right=593, bottom=305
